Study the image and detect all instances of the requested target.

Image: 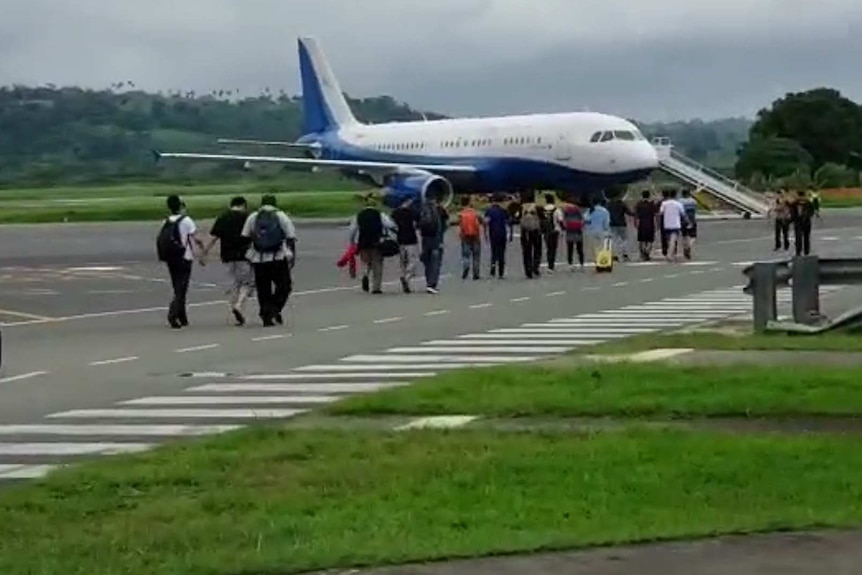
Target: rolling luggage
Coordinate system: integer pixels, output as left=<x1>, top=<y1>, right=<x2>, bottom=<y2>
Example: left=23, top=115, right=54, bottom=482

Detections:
left=595, top=236, right=614, bottom=273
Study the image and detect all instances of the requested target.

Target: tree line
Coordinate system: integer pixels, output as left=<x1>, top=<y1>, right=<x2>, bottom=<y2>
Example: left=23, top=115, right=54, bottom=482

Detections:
left=0, top=84, right=753, bottom=188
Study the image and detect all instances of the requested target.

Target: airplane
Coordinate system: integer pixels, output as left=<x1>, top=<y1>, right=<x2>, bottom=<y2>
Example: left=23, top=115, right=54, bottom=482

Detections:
left=154, top=36, right=660, bottom=209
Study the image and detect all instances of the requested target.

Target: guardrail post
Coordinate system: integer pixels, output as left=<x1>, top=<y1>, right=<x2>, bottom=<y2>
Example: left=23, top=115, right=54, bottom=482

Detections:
left=792, top=255, right=821, bottom=324
left=751, top=262, right=778, bottom=332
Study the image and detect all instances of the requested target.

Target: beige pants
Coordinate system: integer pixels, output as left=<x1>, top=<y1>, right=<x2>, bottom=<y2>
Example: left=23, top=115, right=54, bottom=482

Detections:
left=360, top=248, right=384, bottom=291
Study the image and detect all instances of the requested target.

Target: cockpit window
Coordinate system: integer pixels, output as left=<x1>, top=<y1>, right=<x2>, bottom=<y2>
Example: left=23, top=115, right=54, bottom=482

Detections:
left=600, top=131, right=614, bottom=142
left=613, top=130, right=636, bottom=141
left=589, top=131, right=602, bottom=143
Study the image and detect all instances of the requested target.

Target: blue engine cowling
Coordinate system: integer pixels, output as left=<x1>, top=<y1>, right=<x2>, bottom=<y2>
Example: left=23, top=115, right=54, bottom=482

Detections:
left=380, top=171, right=454, bottom=210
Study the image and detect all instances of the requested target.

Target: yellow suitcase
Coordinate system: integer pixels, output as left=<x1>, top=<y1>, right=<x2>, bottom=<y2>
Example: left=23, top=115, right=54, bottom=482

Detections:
left=595, top=236, right=614, bottom=273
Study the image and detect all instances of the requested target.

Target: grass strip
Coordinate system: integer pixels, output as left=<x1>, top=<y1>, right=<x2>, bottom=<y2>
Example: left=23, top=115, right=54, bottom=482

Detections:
left=2, top=427, right=862, bottom=574
left=328, top=363, right=862, bottom=418
left=581, top=331, right=862, bottom=354
left=0, top=191, right=358, bottom=223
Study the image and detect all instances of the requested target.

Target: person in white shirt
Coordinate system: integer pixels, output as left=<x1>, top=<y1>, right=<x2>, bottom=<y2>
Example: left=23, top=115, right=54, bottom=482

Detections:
left=159, top=195, right=205, bottom=329
left=659, top=189, right=688, bottom=262
left=241, top=194, right=298, bottom=327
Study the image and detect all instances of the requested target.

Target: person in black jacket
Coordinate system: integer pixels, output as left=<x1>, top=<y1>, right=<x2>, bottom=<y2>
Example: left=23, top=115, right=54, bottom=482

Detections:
left=790, top=190, right=815, bottom=256
left=348, top=195, right=396, bottom=294
left=391, top=198, right=419, bottom=293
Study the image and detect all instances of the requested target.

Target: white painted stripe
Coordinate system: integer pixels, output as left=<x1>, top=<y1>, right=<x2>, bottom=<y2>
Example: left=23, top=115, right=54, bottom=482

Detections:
left=295, top=364, right=475, bottom=372
left=319, top=324, right=349, bottom=332
left=395, top=415, right=479, bottom=430
left=47, top=408, right=308, bottom=419
left=252, top=334, right=287, bottom=342
left=121, top=395, right=339, bottom=406
left=494, top=327, right=656, bottom=334
left=89, top=356, right=138, bottom=366
left=469, top=303, right=493, bottom=309
left=373, top=316, right=402, bottom=324
left=0, top=424, right=240, bottom=436
left=546, top=291, right=566, bottom=297
left=423, top=339, right=597, bottom=346
left=0, top=442, right=152, bottom=456
left=186, top=372, right=228, bottom=378
left=547, top=319, right=686, bottom=326
left=562, top=316, right=693, bottom=322
left=186, top=382, right=403, bottom=393
left=647, top=300, right=751, bottom=306
left=457, top=334, right=604, bottom=342
left=237, top=372, right=435, bottom=380
left=0, top=464, right=56, bottom=479
left=598, top=311, right=730, bottom=317
left=175, top=343, right=219, bottom=354
left=631, top=348, right=694, bottom=361
left=385, top=346, right=570, bottom=354
left=342, top=354, right=531, bottom=363
left=516, top=325, right=657, bottom=332
left=0, top=371, right=48, bottom=384
left=424, top=310, right=450, bottom=316
left=510, top=296, right=531, bottom=302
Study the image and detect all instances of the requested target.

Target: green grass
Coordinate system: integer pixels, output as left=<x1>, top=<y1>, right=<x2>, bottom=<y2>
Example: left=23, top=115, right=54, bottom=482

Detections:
left=0, top=191, right=360, bottom=223
left=328, top=363, right=862, bottom=418
left=821, top=196, right=862, bottom=208
left=580, top=330, right=862, bottom=354
left=3, top=427, right=862, bottom=575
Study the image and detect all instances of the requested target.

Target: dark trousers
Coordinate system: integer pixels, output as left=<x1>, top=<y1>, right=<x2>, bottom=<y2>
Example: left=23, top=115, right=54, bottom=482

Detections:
left=544, top=231, right=559, bottom=270
left=566, top=238, right=585, bottom=266
left=520, top=230, right=542, bottom=278
left=794, top=220, right=812, bottom=256
left=660, top=225, right=669, bottom=256
left=166, top=259, right=192, bottom=325
left=774, top=219, right=790, bottom=250
left=253, top=259, right=291, bottom=323
left=489, top=237, right=507, bottom=278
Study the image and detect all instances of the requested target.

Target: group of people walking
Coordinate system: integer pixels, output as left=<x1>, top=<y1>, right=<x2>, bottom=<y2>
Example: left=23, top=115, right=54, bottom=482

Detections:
left=769, top=188, right=820, bottom=256
left=156, top=193, right=297, bottom=328
left=340, top=188, right=701, bottom=295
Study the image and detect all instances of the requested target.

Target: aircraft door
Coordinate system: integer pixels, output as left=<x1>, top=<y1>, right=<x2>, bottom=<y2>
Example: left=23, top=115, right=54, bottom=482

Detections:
left=553, top=134, right=572, bottom=162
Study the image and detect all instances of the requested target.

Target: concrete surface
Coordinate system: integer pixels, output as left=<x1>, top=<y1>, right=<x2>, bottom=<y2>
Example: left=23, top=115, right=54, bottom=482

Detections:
left=308, top=530, right=862, bottom=575
left=0, top=212, right=860, bottom=572
left=0, top=214, right=858, bottom=478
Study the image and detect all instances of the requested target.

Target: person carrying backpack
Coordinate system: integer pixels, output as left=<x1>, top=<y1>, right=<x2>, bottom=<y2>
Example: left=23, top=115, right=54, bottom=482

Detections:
left=791, top=190, right=815, bottom=256
left=156, top=195, right=205, bottom=329
left=241, top=194, right=297, bottom=327
left=540, top=193, right=562, bottom=272
left=518, top=192, right=542, bottom=278
left=457, top=196, right=483, bottom=280
left=484, top=193, right=511, bottom=278
left=418, top=196, right=448, bottom=294
left=561, top=199, right=585, bottom=270
left=347, top=194, right=397, bottom=294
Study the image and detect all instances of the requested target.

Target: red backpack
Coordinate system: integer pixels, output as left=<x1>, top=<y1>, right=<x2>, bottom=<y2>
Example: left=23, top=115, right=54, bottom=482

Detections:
left=563, top=204, right=583, bottom=232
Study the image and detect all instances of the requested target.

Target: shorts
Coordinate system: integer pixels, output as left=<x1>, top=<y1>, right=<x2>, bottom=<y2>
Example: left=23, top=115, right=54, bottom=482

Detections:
left=682, top=224, right=698, bottom=238
left=665, top=228, right=681, bottom=240
left=226, top=260, right=255, bottom=288
left=637, top=227, right=655, bottom=243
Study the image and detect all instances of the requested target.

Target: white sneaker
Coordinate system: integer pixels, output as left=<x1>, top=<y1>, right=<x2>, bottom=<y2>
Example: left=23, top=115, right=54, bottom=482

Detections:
left=426, top=286, right=439, bottom=294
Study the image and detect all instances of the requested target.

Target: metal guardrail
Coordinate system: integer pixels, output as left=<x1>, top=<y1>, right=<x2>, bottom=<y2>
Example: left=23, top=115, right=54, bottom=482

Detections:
left=742, top=256, right=862, bottom=332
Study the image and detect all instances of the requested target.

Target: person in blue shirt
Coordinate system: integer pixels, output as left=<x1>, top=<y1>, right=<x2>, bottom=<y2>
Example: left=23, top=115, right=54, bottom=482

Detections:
left=584, top=196, right=611, bottom=263
left=679, top=188, right=698, bottom=259
left=484, top=193, right=512, bottom=278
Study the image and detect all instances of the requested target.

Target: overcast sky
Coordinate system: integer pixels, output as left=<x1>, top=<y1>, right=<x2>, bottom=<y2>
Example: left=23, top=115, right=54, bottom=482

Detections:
left=2, top=0, right=861, bottom=122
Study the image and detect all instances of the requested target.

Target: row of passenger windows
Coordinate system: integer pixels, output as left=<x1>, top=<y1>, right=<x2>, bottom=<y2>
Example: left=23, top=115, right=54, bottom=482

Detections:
left=372, top=136, right=543, bottom=152
left=589, top=130, right=645, bottom=143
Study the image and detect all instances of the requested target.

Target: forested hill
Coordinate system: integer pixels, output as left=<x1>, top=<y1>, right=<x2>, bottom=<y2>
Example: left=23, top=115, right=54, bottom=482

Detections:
left=0, top=85, right=750, bottom=187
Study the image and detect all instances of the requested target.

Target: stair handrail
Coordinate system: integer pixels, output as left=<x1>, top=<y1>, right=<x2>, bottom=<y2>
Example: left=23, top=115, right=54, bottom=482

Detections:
left=658, top=160, right=766, bottom=214
left=669, top=150, right=764, bottom=201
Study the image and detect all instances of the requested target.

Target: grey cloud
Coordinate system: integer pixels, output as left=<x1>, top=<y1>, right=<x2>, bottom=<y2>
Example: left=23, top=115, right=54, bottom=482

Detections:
left=1, top=0, right=860, bottom=121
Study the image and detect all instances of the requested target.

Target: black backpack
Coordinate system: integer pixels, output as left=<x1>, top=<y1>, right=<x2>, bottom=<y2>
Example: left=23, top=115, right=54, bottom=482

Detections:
left=156, top=216, right=187, bottom=262
left=252, top=210, right=286, bottom=253
left=418, top=203, right=441, bottom=237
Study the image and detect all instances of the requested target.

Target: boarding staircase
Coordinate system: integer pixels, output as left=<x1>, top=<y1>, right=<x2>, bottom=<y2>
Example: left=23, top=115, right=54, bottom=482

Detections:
left=652, top=137, right=770, bottom=218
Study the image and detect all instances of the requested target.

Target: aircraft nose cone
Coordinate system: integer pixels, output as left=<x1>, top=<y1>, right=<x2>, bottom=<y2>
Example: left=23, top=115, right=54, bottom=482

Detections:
left=641, top=142, right=660, bottom=169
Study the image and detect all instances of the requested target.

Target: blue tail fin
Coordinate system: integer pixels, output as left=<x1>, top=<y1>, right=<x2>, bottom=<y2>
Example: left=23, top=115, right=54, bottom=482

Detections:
left=298, top=36, right=359, bottom=135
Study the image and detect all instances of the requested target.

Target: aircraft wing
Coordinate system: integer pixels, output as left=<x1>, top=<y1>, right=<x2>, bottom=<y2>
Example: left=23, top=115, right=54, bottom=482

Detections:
left=216, top=138, right=317, bottom=149
left=152, top=150, right=478, bottom=175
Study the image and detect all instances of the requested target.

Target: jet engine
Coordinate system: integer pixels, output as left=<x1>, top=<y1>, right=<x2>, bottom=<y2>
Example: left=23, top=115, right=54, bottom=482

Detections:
left=380, top=171, right=454, bottom=210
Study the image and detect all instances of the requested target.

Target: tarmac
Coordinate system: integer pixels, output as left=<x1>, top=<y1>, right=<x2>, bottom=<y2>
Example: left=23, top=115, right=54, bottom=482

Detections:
left=1, top=210, right=861, bottom=573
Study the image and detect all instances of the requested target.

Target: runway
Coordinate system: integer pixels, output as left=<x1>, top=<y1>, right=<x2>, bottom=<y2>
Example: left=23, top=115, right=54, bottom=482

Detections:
left=0, top=213, right=859, bottom=481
